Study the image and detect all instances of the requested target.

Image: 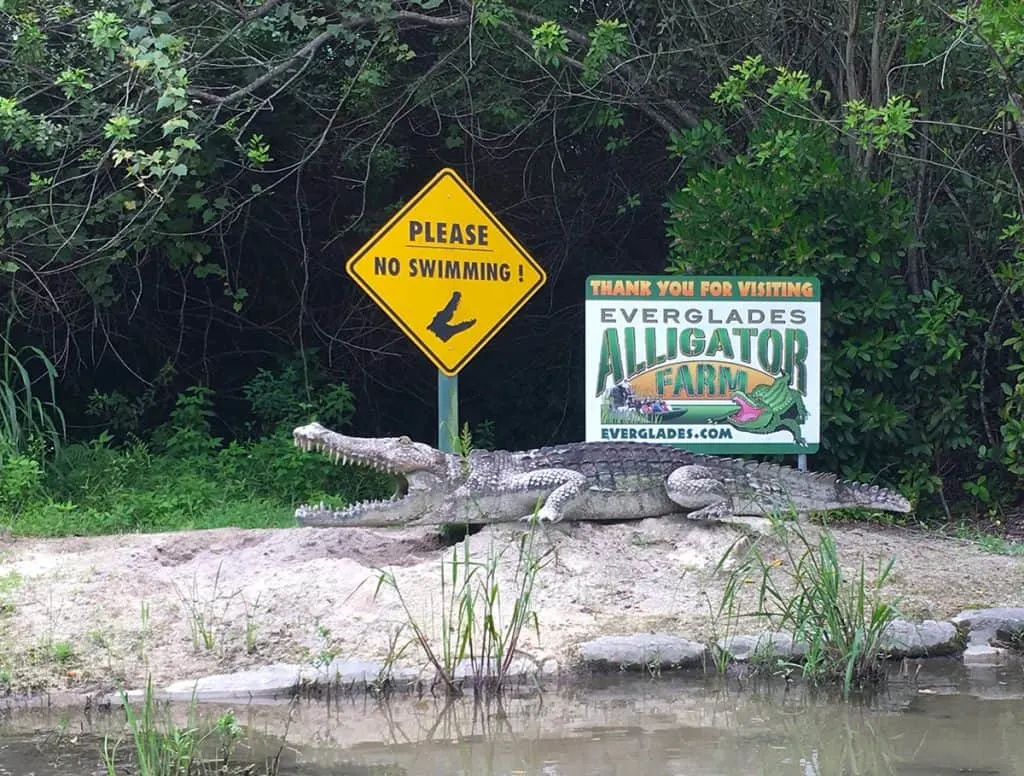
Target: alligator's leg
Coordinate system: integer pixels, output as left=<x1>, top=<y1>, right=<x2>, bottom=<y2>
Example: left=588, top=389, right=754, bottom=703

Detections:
left=666, top=465, right=735, bottom=520
left=779, top=418, right=807, bottom=446
left=437, top=469, right=588, bottom=523
left=502, top=469, right=589, bottom=522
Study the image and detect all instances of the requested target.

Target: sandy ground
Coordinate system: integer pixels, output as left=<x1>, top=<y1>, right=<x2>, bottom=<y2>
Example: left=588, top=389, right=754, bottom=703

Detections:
left=0, top=517, right=1021, bottom=696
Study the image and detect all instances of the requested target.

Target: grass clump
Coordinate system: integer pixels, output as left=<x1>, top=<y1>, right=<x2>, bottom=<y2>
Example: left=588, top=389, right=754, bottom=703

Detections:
left=51, top=640, right=75, bottom=665
left=101, top=677, right=286, bottom=776
left=173, top=563, right=265, bottom=655
left=0, top=570, right=22, bottom=616
left=717, top=515, right=900, bottom=696
left=374, top=518, right=553, bottom=697
left=175, top=564, right=229, bottom=653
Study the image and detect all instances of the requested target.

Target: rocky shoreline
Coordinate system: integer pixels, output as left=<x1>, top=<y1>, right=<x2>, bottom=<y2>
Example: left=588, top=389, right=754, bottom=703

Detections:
left=96, top=607, right=1024, bottom=705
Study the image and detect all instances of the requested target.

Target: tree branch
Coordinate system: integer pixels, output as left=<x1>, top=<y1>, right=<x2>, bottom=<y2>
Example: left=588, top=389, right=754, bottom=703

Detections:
left=189, top=9, right=470, bottom=106
left=466, top=4, right=698, bottom=136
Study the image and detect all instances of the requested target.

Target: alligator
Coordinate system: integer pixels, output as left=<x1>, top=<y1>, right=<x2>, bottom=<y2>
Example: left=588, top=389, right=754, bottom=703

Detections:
left=292, top=422, right=912, bottom=527
left=726, top=372, right=809, bottom=446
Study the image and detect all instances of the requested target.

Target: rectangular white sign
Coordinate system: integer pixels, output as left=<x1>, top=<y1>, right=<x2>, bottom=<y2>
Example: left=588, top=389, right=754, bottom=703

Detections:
left=585, top=275, right=821, bottom=454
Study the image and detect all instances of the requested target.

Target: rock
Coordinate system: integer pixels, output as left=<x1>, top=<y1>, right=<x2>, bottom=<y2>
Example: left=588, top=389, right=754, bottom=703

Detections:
left=302, top=658, right=419, bottom=688
left=162, top=663, right=304, bottom=701
left=576, top=634, right=706, bottom=671
left=963, top=644, right=1008, bottom=666
left=716, top=632, right=806, bottom=662
left=951, top=607, right=1024, bottom=650
left=880, top=619, right=962, bottom=657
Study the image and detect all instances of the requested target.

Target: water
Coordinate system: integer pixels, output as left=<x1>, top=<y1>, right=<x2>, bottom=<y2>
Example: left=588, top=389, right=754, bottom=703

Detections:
left=2, top=662, right=1023, bottom=775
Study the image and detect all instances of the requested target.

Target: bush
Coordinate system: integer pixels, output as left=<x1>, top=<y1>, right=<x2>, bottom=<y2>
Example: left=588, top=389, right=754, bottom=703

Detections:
left=0, top=444, right=44, bottom=520
left=242, top=357, right=356, bottom=436
left=666, top=119, right=987, bottom=512
left=10, top=371, right=390, bottom=537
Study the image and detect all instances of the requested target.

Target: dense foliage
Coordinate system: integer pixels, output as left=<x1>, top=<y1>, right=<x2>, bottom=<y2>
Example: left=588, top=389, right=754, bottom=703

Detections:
left=0, top=364, right=390, bottom=534
left=1, top=0, right=1022, bottom=529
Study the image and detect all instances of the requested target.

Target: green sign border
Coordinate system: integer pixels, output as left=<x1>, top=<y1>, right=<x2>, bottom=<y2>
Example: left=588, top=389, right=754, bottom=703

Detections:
left=585, top=274, right=821, bottom=455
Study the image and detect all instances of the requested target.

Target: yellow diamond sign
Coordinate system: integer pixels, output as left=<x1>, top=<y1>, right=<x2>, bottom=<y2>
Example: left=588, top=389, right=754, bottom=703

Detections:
left=346, top=168, right=546, bottom=375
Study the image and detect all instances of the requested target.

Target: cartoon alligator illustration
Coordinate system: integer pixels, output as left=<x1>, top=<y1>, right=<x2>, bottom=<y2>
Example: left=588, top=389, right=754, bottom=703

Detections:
left=726, top=372, right=808, bottom=446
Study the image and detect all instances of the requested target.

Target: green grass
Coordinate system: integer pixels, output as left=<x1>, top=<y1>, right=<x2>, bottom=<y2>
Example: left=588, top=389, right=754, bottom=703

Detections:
left=946, top=523, right=1024, bottom=556
left=51, top=640, right=75, bottom=665
left=817, top=508, right=1024, bottom=556
left=0, top=316, right=66, bottom=458
left=1, top=430, right=391, bottom=536
left=101, top=677, right=272, bottom=776
left=716, top=514, right=901, bottom=696
left=973, top=533, right=1024, bottom=555
left=0, top=570, right=22, bottom=616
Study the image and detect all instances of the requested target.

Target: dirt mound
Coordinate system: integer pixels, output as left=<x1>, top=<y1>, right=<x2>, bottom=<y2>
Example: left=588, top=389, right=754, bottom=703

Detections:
left=0, top=519, right=1020, bottom=695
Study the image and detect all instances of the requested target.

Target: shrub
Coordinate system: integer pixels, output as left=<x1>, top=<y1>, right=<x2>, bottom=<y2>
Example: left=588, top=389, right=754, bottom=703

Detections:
left=667, top=119, right=985, bottom=510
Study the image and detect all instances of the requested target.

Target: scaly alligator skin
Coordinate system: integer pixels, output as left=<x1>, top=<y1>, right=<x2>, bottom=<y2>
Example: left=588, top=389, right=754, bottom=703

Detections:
left=292, top=422, right=912, bottom=527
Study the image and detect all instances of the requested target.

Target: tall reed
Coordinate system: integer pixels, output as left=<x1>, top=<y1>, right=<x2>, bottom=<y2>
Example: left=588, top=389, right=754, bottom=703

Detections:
left=375, top=518, right=552, bottom=696
left=0, top=317, right=65, bottom=456
left=717, top=515, right=900, bottom=696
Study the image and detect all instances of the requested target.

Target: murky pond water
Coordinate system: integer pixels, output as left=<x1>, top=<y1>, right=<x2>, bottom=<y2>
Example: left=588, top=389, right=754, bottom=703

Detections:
left=2, top=662, right=1023, bottom=775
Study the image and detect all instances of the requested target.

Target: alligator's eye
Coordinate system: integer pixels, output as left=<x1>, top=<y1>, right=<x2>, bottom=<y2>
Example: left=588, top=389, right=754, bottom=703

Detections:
left=398, top=435, right=412, bottom=444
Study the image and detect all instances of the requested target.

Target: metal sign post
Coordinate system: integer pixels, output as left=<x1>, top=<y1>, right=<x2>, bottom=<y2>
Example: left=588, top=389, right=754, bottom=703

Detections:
left=438, top=373, right=458, bottom=453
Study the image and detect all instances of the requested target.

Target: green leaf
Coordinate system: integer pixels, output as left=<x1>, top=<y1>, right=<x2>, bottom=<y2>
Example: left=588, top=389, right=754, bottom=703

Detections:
left=162, top=117, right=188, bottom=136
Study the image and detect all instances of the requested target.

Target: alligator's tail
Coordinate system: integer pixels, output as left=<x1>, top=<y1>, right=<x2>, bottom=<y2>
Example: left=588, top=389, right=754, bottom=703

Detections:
left=847, top=481, right=912, bottom=513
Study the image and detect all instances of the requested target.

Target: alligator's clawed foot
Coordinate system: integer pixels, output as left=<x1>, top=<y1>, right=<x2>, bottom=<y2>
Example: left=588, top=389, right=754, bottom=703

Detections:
left=685, top=502, right=734, bottom=521
left=519, top=505, right=562, bottom=523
